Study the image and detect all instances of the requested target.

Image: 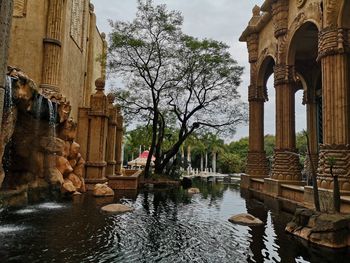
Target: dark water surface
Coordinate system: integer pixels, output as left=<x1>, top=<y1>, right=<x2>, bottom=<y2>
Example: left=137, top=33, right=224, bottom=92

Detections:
left=1, top=181, right=350, bottom=263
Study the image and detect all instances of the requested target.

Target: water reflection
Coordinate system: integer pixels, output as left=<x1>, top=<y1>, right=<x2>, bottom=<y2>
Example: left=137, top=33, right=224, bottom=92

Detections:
left=0, top=181, right=350, bottom=262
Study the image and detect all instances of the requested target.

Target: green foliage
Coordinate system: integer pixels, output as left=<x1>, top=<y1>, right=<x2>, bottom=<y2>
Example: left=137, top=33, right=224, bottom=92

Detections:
left=218, top=152, right=244, bottom=173
left=264, top=134, right=275, bottom=157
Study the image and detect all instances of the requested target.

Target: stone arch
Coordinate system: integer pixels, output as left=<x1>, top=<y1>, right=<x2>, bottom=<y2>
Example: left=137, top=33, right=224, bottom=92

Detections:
left=287, top=21, right=320, bottom=66
left=339, top=0, right=350, bottom=28
left=256, top=55, right=276, bottom=101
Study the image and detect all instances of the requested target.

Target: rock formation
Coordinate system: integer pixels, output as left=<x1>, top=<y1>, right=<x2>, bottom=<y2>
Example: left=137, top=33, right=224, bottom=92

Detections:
left=0, top=67, right=85, bottom=196
left=286, top=208, right=350, bottom=248
left=228, top=213, right=263, bottom=226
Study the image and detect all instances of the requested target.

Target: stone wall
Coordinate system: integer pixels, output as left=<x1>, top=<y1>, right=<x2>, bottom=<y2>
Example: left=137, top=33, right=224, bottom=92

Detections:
left=8, top=0, right=105, bottom=121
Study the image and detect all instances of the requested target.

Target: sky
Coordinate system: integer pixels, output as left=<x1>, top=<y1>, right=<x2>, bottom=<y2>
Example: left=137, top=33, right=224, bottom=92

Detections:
left=90, top=0, right=306, bottom=141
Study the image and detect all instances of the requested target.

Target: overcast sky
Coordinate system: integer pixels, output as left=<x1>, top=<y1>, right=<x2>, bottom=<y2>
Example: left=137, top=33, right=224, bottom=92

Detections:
left=90, top=0, right=306, bottom=141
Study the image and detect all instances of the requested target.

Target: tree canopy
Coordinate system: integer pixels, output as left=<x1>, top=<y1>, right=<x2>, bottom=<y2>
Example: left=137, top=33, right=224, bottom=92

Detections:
left=108, top=0, right=247, bottom=176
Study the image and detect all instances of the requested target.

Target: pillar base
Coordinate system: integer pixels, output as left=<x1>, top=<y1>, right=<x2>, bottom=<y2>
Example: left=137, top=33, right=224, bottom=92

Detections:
left=317, top=144, right=350, bottom=191
left=271, top=149, right=302, bottom=180
left=246, top=151, right=269, bottom=177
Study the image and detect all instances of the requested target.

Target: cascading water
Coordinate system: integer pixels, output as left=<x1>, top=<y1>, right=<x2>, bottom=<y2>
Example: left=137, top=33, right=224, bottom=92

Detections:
left=3, top=75, right=13, bottom=110
left=47, top=99, right=56, bottom=137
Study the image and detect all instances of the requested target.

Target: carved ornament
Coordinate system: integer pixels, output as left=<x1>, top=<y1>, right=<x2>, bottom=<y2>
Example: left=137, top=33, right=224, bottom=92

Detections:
left=274, top=64, right=295, bottom=85
left=272, top=0, right=289, bottom=38
left=318, top=27, right=349, bottom=60
left=296, top=0, right=307, bottom=9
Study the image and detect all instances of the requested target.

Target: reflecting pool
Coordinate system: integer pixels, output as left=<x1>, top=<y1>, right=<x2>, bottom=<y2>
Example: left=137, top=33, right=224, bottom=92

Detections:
left=1, top=181, right=350, bottom=262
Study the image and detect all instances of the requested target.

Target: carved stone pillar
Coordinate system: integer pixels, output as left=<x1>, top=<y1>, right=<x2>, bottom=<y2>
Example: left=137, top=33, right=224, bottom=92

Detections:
left=105, top=94, right=117, bottom=177
left=271, top=65, right=302, bottom=181
left=245, top=17, right=269, bottom=179
left=115, top=106, right=123, bottom=175
left=317, top=27, right=350, bottom=191
left=84, top=78, right=109, bottom=189
left=269, top=0, right=302, bottom=183
left=40, top=0, right=64, bottom=97
left=0, top=0, right=13, bottom=127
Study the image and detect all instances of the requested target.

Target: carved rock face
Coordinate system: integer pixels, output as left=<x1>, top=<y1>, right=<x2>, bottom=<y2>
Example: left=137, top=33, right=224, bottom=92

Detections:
left=56, top=156, right=73, bottom=176
left=40, top=136, right=66, bottom=155
left=58, top=118, right=77, bottom=141
left=68, top=142, right=80, bottom=160
left=58, top=101, right=72, bottom=123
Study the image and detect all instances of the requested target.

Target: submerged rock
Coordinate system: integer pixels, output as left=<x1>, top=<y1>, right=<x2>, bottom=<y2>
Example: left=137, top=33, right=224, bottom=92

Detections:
left=93, top=183, right=114, bottom=197
left=228, top=213, right=263, bottom=226
left=101, top=204, right=134, bottom=214
left=187, top=187, right=200, bottom=194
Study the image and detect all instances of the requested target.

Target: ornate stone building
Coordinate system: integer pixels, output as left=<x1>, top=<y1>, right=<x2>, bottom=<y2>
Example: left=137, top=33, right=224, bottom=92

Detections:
left=8, top=0, right=106, bottom=120
left=241, top=0, right=350, bottom=202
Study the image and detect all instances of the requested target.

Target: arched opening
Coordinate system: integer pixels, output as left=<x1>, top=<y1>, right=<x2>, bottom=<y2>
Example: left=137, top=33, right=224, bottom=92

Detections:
left=289, top=22, right=320, bottom=179
left=341, top=1, right=350, bottom=28
left=257, top=56, right=275, bottom=172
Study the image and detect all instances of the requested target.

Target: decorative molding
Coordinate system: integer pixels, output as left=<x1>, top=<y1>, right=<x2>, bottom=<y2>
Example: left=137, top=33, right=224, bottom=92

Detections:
left=246, top=151, right=269, bottom=177
left=274, top=64, right=295, bottom=85
left=247, top=33, right=259, bottom=63
left=271, top=149, right=302, bottom=180
left=296, top=0, right=307, bottom=9
left=318, top=27, right=349, bottom=60
left=13, top=0, right=27, bottom=18
left=272, top=0, right=289, bottom=38
left=317, top=144, right=350, bottom=191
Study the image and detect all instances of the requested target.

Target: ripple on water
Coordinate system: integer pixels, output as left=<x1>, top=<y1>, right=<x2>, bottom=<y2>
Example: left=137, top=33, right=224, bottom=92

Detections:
left=36, top=202, right=66, bottom=210
left=0, top=225, right=28, bottom=234
left=14, top=208, right=37, bottom=215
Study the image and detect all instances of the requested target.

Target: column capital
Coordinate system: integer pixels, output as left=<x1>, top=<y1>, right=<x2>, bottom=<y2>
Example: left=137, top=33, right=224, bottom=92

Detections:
left=248, top=85, right=267, bottom=102
left=271, top=0, right=289, bottom=38
left=274, top=64, right=295, bottom=85
left=318, top=27, right=350, bottom=60
left=247, top=33, right=259, bottom=63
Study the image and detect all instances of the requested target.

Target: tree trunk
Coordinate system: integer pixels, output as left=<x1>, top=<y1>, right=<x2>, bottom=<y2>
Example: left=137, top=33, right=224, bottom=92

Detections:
left=305, top=132, right=320, bottom=211
left=212, top=151, right=216, bottom=173
left=187, top=145, right=191, bottom=168
left=205, top=152, right=208, bottom=170
left=200, top=154, right=203, bottom=171
left=144, top=113, right=159, bottom=178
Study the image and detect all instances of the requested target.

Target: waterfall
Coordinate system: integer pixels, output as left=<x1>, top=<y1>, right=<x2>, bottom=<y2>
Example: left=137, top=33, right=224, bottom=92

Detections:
left=47, top=100, right=56, bottom=137
left=4, top=75, right=13, bottom=110
left=35, top=95, right=43, bottom=119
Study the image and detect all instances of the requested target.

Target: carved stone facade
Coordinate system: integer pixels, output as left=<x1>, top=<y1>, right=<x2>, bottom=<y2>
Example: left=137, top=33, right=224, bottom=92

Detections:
left=241, top=0, right=350, bottom=193
left=7, top=0, right=105, bottom=121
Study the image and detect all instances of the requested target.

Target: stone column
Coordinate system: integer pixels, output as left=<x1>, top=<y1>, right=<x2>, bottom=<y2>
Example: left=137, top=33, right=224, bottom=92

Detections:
left=245, top=25, right=269, bottom=179
left=271, top=65, right=302, bottom=181
left=105, top=94, right=117, bottom=177
left=115, top=105, right=123, bottom=175
left=269, top=0, right=302, bottom=183
left=0, top=0, right=13, bottom=127
left=40, top=0, right=64, bottom=97
left=84, top=78, right=109, bottom=189
left=317, top=27, right=350, bottom=191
